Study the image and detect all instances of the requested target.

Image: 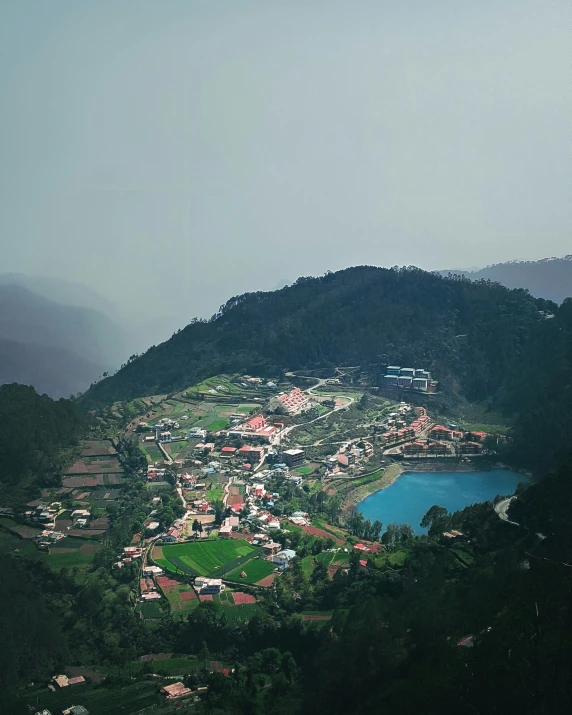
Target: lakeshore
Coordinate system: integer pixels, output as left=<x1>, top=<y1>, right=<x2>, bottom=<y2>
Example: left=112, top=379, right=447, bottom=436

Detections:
left=342, top=463, right=404, bottom=511
left=357, top=468, right=528, bottom=533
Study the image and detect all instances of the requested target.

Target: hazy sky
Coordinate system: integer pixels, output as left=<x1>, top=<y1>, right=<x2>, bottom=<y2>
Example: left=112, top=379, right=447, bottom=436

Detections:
left=1, top=0, right=569, bottom=326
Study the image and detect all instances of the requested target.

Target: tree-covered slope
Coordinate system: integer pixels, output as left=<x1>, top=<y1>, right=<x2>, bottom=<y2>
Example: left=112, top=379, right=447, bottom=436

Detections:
left=0, top=383, right=92, bottom=505
left=82, top=266, right=552, bottom=406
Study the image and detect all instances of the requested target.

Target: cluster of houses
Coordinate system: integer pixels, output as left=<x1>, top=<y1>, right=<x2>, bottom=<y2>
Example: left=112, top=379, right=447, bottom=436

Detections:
left=381, top=406, right=432, bottom=447
left=115, top=545, right=144, bottom=568
left=27, top=503, right=92, bottom=551
left=162, top=516, right=188, bottom=543
left=399, top=425, right=489, bottom=458
left=219, top=515, right=240, bottom=537
left=323, top=441, right=374, bottom=474
left=26, top=502, right=61, bottom=528
left=275, top=387, right=311, bottom=415
left=382, top=366, right=438, bottom=393
left=228, top=413, right=282, bottom=440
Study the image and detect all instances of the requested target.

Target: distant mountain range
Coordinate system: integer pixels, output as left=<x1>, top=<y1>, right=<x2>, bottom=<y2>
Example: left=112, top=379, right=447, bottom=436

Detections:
left=439, top=255, right=572, bottom=304
left=0, top=281, right=126, bottom=398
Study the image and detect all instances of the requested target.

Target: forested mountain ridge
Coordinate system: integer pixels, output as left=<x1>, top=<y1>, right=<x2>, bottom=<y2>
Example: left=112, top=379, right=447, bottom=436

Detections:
left=82, top=266, right=553, bottom=407
left=439, top=255, right=572, bottom=305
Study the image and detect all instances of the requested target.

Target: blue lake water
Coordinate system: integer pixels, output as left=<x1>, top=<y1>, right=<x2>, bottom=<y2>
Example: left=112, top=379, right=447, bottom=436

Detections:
left=357, top=469, right=527, bottom=534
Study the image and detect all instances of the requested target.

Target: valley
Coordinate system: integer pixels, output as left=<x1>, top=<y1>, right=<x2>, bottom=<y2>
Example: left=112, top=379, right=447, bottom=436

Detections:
left=1, top=268, right=571, bottom=715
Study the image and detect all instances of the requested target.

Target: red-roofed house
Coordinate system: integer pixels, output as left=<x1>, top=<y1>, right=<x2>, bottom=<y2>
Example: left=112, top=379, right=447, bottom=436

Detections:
left=221, top=446, right=237, bottom=457
left=430, top=425, right=452, bottom=440
left=469, top=431, right=488, bottom=442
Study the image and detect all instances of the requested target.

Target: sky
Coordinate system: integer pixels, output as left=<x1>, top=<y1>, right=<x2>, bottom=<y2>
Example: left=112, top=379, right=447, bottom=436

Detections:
left=1, top=0, right=569, bottom=334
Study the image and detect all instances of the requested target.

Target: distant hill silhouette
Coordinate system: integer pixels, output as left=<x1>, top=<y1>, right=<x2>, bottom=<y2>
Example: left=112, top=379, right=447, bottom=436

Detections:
left=0, top=284, right=126, bottom=397
left=439, top=256, right=572, bottom=304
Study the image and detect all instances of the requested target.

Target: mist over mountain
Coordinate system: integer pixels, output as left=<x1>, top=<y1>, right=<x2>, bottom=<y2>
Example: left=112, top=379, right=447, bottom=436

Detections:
left=439, top=255, right=572, bottom=304
left=0, top=283, right=126, bottom=397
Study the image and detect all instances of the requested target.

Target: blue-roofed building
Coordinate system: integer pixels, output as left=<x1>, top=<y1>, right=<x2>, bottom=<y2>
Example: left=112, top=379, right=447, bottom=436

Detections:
left=384, top=375, right=398, bottom=387
left=386, top=366, right=401, bottom=376
left=273, top=549, right=297, bottom=568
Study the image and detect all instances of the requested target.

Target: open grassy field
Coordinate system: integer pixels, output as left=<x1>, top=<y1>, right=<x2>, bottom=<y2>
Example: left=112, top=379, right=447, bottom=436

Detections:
left=300, top=554, right=315, bottom=576
left=225, top=556, right=276, bottom=584
left=159, top=539, right=256, bottom=576
left=460, top=423, right=508, bottom=434
left=316, top=550, right=350, bottom=567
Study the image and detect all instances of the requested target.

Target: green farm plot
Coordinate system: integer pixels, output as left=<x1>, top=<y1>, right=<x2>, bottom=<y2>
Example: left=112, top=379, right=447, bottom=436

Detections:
left=139, top=442, right=163, bottom=463
left=225, top=557, right=276, bottom=584
left=20, top=680, right=162, bottom=715
left=162, top=539, right=256, bottom=576
left=374, top=550, right=409, bottom=568
left=219, top=603, right=259, bottom=623
left=237, top=404, right=258, bottom=413
left=151, top=657, right=202, bottom=675
left=139, top=601, right=166, bottom=619
left=316, top=550, right=350, bottom=567
left=300, top=554, right=315, bottom=576
left=206, top=419, right=229, bottom=431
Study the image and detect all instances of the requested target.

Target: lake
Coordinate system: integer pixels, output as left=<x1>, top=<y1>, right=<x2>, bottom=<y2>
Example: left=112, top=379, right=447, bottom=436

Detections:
left=357, top=469, right=527, bottom=534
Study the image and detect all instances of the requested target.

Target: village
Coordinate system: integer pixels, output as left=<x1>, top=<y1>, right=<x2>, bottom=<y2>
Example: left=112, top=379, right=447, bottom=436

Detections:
left=2, top=369, right=500, bottom=713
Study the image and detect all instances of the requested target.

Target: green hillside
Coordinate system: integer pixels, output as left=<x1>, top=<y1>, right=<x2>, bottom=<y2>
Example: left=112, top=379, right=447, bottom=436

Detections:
left=82, top=266, right=553, bottom=407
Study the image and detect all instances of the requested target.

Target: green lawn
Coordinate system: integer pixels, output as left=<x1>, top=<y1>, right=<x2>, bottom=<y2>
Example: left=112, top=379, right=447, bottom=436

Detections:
left=237, top=404, right=257, bottom=413
left=162, top=539, right=256, bottom=576
left=206, top=419, right=229, bottom=431
left=206, top=486, right=224, bottom=502
left=300, top=554, right=315, bottom=576
left=225, top=557, right=275, bottom=584
left=295, top=466, right=313, bottom=475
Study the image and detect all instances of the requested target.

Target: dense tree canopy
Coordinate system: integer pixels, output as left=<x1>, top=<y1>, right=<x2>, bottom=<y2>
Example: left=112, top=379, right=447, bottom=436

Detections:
left=0, top=383, right=92, bottom=504
left=82, top=266, right=552, bottom=406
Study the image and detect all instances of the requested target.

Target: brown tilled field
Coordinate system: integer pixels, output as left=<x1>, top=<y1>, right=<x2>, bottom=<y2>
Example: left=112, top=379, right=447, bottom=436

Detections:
left=62, top=476, right=103, bottom=488
left=232, top=592, right=257, bottom=605
left=301, top=525, right=344, bottom=544
left=256, top=575, right=275, bottom=587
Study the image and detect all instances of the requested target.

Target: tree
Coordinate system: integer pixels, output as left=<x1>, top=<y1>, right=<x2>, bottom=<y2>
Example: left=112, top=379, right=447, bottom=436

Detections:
left=421, top=505, right=450, bottom=537
left=192, top=519, right=201, bottom=537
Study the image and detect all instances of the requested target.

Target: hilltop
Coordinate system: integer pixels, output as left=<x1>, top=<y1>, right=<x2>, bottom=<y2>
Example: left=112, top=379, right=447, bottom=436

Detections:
left=82, top=266, right=554, bottom=408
